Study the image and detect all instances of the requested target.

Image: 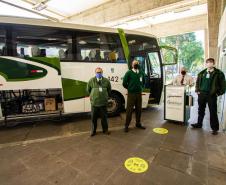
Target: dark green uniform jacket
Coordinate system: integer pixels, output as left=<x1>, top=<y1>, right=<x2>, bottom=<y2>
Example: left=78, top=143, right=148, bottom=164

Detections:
left=87, top=77, right=111, bottom=107
left=195, top=67, right=226, bottom=96
left=122, top=69, right=145, bottom=93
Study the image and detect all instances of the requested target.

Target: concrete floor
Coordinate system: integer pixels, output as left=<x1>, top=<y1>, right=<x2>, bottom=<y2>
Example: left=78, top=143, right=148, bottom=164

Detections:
left=0, top=106, right=226, bottom=185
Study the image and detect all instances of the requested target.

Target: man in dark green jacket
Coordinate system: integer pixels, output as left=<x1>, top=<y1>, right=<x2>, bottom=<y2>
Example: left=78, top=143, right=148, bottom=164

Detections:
left=123, top=60, right=146, bottom=132
left=87, top=67, right=111, bottom=136
left=192, top=58, right=226, bottom=135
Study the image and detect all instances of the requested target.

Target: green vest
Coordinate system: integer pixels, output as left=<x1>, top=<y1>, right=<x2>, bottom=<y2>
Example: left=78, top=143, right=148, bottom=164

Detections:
left=122, top=70, right=145, bottom=93
left=199, top=71, right=213, bottom=93
left=87, top=77, right=111, bottom=107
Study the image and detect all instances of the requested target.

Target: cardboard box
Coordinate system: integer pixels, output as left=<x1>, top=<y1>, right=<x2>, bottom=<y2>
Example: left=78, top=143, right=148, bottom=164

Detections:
left=44, top=98, right=56, bottom=111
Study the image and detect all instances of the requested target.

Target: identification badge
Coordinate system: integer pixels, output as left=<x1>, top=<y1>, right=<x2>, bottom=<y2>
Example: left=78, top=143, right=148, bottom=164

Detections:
left=140, top=77, right=142, bottom=82
left=99, top=87, right=103, bottom=92
left=206, top=73, right=210, bottom=78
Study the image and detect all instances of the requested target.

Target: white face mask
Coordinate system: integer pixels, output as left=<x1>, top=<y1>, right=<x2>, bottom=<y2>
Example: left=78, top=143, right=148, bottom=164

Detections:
left=206, top=62, right=214, bottom=69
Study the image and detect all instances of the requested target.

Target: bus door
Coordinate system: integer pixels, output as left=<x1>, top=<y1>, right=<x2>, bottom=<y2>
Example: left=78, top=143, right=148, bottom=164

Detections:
left=147, top=51, right=163, bottom=104
left=130, top=50, right=163, bottom=104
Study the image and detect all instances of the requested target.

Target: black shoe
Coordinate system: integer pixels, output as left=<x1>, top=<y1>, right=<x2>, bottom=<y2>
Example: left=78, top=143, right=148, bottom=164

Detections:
left=103, top=131, right=111, bottom=135
left=136, top=124, right=146, bottom=129
left=191, top=123, right=202, bottom=128
left=212, top=130, right=218, bottom=135
left=90, top=132, right=96, bottom=137
left=124, top=127, right=129, bottom=133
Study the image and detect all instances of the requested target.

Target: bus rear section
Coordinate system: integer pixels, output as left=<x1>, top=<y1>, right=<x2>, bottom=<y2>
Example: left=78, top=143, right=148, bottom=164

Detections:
left=0, top=23, right=70, bottom=123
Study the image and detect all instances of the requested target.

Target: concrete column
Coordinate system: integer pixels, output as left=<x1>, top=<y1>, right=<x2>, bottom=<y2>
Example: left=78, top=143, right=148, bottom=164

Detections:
left=204, top=28, right=209, bottom=59
left=221, top=0, right=226, bottom=15
left=207, top=0, right=225, bottom=61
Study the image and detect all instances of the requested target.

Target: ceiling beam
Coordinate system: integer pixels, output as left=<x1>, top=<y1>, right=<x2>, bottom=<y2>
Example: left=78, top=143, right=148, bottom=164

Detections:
left=136, top=14, right=207, bottom=38
left=63, top=0, right=206, bottom=25
left=102, top=0, right=207, bottom=27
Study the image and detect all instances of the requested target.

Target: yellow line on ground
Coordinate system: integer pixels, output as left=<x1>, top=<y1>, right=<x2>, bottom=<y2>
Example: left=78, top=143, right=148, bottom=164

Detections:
left=0, top=126, right=123, bottom=149
left=0, top=131, right=89, bottom=149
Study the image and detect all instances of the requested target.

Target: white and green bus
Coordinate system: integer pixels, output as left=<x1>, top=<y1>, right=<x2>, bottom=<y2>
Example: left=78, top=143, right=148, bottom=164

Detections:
left=0, top=16, right=177, bottom=124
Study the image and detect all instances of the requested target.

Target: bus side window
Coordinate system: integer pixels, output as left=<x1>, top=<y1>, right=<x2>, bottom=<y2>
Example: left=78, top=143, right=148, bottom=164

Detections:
left=76, top=32, right=101, bottom=62
left=101, top=33, right=126, bottom=63
left=75, top=32, right=126, bottom=63
left=14, top=25, right=73, bottom=60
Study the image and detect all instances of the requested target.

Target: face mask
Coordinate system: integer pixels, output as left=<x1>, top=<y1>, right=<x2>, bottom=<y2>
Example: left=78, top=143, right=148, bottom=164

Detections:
left=133, top=64, right=139, bottom=69
left=96, top=73, right=103, bottom=79
left=181, top=71, right=186, bottom=75
left=206, top=62, right=214, bottom=69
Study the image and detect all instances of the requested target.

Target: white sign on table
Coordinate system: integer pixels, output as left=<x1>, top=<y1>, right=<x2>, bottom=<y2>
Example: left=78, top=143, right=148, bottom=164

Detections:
left=164, top=85, right=185, bottom=122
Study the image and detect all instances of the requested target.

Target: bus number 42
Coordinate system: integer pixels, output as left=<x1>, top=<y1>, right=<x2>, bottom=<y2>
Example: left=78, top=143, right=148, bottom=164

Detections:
left=108, top=76, right=119, bottom=82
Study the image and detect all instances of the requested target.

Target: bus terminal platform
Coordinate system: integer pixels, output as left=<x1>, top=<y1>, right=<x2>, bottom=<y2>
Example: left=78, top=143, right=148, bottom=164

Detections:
left=0, top=106, right=226, bottom=185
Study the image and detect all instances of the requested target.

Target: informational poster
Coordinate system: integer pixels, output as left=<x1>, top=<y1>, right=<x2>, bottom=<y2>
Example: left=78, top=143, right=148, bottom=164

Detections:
left=164, top=85, right=185, bottom=122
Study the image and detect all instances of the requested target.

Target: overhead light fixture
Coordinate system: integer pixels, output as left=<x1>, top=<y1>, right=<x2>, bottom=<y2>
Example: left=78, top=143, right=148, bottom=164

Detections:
left=47, top=38, right=57, bottom=41
left=32, top=2, right=47, bottom=11
left=128, top=40, right=136, bottom=44
left=79, top=40, right=87, bottom=45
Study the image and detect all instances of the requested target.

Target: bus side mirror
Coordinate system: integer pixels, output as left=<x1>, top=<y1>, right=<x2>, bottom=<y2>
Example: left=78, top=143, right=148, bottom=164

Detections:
left=160, top=45, right=178, bottom=66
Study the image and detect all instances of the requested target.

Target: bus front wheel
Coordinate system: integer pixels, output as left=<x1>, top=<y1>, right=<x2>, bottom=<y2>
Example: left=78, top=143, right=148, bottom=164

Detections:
left=107, top=92, right=122, bottom=116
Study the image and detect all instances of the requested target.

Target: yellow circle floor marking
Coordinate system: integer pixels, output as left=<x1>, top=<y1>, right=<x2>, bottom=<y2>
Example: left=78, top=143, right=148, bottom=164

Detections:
left=124, top=157, right=148, bottom=173
left=153, top=128, right=169, bottom=134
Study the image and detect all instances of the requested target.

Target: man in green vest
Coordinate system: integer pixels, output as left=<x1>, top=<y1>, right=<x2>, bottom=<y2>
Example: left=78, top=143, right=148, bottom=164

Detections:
left=87, top=67, right=111, bottom=136
left=123, top=60, right=146, bottom=132
left=192, top=58, right=226, bottom=135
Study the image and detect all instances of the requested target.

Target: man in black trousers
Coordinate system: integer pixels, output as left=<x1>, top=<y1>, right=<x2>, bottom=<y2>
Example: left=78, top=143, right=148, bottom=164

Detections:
left=192, top=58, right=225, bottom=135
left=87, top=67, right=111, bottom=136
left=123, top=60, right=146, bottom=132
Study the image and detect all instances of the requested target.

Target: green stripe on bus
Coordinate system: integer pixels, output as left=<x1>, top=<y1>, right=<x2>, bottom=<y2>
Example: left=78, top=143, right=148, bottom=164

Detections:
left=0, top=57, right=47, bottom=81
left=25, top=57, right=61, bottom=75
left=62, top=78, right=89, bottom=101
left=118, top=28, right=130, bottom=69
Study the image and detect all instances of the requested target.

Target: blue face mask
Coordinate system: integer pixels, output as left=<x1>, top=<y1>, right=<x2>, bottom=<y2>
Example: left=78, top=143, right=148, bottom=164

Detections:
left=96, top=73, right=103, bottom=79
